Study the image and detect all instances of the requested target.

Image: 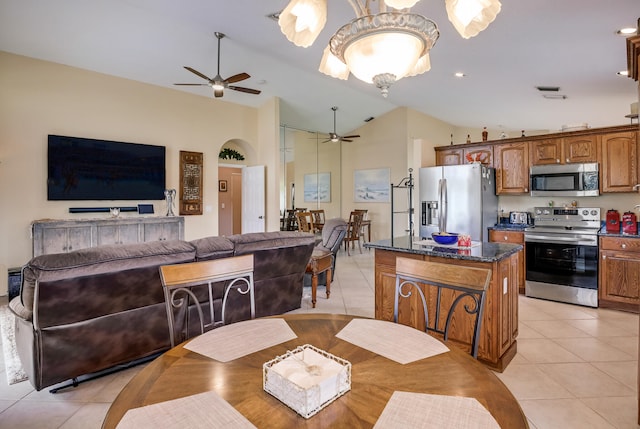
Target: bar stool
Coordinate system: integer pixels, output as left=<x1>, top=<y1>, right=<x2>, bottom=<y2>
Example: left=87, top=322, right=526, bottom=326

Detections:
left=159, top=254, right=255, bottom=347
left=394, top=257, right=491, bottom=358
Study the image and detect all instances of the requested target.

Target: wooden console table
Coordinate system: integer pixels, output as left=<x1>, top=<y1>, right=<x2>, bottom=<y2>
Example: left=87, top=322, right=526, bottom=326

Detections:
left=31, top=216, right=184, bottom=257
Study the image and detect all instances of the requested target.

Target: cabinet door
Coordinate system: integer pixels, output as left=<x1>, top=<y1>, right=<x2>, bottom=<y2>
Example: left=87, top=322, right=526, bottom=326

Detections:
left=435, top=148, right=463, bottom=166
left=143, top=222, right=166, bottom=242
left=488, top=230, right=525, bottom=294
left=463, top=145, right=493, bottom=167
left=563, top=135, right=597, bottom=163
left=494, top=142, right=529, bottom=194
left=66, top=226, right=93, bottom=252
left=118, top=223, right=140, bottom=244
left=39, top=227, right=69, bottom=254
left=96, top=224, right=119, bottom=246
left=162, top=220, right=181, bottom=240
left=600, top=131, right=638, bottom=192
left=530, top=139, right=561, bottom=165
left=599, top=250, right=640, bottom=311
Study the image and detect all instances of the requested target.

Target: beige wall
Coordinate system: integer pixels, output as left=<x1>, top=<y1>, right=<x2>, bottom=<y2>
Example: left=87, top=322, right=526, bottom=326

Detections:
left=0, top=51, right=281, bottom=294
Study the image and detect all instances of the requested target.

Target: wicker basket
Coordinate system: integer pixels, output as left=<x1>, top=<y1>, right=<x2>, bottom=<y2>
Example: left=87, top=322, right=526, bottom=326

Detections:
left=263, top=344, right=351, bottom=418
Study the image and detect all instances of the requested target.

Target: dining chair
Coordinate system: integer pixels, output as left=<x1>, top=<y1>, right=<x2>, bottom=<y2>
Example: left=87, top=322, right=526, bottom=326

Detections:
left=393, top=257, right=491, bottom=358
left=159, top=254, right=255, bottom=347
left=295, top=211, right=315, bottom=233
left=310, top=209, right=326, bottom=233
left=354, top=209, right=368, bottom=243
left=344, top=211, right=364, bottom=256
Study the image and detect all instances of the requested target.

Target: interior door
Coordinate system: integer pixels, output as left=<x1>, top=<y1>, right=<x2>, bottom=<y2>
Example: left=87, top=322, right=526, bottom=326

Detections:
left=242, top=165, right=265, bottom=233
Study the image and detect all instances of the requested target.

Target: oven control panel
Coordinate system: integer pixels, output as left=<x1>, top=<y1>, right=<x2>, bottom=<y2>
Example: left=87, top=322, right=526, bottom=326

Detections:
left=533, top=207, right=600, bottom=222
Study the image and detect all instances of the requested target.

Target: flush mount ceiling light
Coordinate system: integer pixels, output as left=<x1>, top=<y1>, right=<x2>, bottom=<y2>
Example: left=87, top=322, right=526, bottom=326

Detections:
left=277, top=0, right=501, bottom=97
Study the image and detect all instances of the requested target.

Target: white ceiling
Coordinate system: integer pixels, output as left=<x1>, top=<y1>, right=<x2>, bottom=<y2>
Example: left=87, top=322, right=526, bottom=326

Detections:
left=1, top=0, right=638, bottom=136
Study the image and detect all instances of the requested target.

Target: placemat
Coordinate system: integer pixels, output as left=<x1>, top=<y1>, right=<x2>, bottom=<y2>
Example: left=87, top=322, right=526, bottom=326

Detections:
left=185, top=318, right=297, bottom=362
left=116, top=390, right=256, bottom=429
left=373, top=391, right=501, bottom=429
left=335, top=319, right=449, bottom=364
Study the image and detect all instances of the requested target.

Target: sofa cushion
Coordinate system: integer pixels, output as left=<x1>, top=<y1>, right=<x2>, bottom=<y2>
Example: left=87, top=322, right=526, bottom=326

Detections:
left=190, top=236, right=234, bottom=261
left=228, top=231, right=315, bottom=252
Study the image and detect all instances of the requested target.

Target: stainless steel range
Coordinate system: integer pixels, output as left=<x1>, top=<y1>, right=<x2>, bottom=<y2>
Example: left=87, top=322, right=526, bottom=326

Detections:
left=525, top=207, right=600, bottom=307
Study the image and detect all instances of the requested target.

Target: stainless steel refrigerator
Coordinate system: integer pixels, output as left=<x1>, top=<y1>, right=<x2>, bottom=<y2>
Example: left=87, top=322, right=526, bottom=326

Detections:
left=419, top=163, right=498, bottom=242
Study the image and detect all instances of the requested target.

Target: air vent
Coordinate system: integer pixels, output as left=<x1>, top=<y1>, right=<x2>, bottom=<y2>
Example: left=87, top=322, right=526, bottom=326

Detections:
left=536, top=86, right=560, bottom=92
left=267, top=12, right=281, bottom=21
left=364, top=117, right=375, bottom=122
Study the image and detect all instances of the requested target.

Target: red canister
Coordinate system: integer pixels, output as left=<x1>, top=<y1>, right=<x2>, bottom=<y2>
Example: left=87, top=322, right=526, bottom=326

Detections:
left=622, top=211, right=638, bottom=235
left=606, top=209, right=620, bottom=233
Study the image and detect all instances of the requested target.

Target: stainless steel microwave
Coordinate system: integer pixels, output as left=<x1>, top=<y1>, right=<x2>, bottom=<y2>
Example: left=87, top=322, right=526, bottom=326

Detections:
left=530, top=163, right=599, bottom=197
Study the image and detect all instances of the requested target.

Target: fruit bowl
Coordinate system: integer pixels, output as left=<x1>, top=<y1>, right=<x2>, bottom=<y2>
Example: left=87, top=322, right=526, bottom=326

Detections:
left=432, top=232, right=459, bottom=245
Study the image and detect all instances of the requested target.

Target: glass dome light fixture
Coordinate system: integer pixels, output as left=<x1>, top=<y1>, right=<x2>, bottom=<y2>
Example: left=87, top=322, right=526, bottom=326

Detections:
left=278, top=0, right=501, bottom=97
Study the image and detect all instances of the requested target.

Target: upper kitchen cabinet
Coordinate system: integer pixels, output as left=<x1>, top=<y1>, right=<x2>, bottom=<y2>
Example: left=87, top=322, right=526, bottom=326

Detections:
left=599, top=130, right=638, bottom=193
left=530, top=135, right=597, bottom=165
left=435, top=147, right=463, bottom=166
left=494, top=141, right=529, bottom=194
left=463, top=145, right=493, bottom=167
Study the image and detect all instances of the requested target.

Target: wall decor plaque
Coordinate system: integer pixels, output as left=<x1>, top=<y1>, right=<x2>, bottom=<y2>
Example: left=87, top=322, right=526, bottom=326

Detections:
left=179, top=151, right=203, bottom=215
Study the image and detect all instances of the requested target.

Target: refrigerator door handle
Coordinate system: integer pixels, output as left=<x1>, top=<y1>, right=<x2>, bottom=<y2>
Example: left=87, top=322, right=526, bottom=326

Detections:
left=439, top=178, right=447, bottom=232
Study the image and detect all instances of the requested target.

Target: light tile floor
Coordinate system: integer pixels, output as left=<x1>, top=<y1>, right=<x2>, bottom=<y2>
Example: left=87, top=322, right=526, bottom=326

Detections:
left=0, top=249, right=638, bottom=428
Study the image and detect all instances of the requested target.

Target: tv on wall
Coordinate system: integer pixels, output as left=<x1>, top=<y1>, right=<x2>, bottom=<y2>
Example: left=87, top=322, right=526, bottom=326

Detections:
left=47, top=135, right=166, bottom=201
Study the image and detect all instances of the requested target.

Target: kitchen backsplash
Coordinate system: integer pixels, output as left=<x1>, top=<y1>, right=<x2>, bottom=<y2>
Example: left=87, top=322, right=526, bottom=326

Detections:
left=497, top=193, right=638, bottom=221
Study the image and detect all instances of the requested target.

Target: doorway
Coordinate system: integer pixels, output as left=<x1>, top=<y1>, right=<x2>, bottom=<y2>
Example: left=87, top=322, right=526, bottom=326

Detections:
left=218, top=166, right=242, bottom=236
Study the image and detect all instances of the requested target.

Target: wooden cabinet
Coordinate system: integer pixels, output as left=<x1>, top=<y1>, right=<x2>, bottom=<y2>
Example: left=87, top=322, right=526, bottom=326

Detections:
left=599, top=236, right=640, bottom=313
left=436, top=147, right=463, bottom=166
left=530, top=136, right=597, bottom=165
left=489, top=230, right=525, bottom=294
left=463, top=145, right=493, bottom=167
left=494, top=142, right=529, bottom=194
left=599, top=131, right=638, bottom=193
left=374, top=248, right=519, bottom=371
left=32, top=217, right=185, bottom=257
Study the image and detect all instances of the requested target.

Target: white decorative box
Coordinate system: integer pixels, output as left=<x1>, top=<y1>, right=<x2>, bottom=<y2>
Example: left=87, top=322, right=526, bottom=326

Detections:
left=263, top=344, right=351, bottom=419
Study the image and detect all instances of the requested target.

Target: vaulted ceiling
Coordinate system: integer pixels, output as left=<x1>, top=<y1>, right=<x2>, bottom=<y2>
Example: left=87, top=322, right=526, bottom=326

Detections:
left=1, top=0, right=638, bottom=136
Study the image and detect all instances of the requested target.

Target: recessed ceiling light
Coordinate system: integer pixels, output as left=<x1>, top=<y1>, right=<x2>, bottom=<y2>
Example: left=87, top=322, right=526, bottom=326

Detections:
left=618, top=70, right=629, bottom=76
left=616, top=27, right=638, bottom=36
left=454, top=72, right=465, bottom=78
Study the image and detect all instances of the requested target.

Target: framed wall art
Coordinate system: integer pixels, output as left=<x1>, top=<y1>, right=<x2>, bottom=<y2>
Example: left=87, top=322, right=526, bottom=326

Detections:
left=354, top=168, right=390, bottom=203
left=303, top=172, right=331, bottom=203
left=179, top=150, right=203, bottom=215
left=219, top=180, right=227, bottom=192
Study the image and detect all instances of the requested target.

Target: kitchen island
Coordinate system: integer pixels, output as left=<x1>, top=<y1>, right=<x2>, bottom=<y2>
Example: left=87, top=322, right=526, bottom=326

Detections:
left=365, top=236, right=523, bottom=371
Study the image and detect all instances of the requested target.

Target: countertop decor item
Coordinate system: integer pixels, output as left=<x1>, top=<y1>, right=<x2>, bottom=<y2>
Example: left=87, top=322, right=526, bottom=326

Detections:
left=432, top=232, right=458, bottom=244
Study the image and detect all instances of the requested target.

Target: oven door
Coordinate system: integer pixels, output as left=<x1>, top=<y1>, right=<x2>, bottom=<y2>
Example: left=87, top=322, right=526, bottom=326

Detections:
left=525, top=234, right=598, bottom=307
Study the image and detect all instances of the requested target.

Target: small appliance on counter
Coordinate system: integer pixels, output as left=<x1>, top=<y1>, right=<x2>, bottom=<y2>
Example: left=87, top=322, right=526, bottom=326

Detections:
left=622, top=211, right=638, bottom=235
left=606, top=209, right=620, bottom=233
left=509, top=211, right=532, bottom=225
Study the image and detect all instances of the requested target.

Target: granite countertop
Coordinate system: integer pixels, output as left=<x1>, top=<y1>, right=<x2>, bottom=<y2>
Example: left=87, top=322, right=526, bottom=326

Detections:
left=489, top=224, right=529, bottom=231
left=363, top=236, right=522, bottom=263
left=598, top=223, right=640, bottom=238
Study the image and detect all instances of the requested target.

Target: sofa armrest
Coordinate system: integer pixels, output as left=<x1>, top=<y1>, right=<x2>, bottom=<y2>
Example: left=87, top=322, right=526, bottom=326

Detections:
left=9, top=296, right=32, bottom=322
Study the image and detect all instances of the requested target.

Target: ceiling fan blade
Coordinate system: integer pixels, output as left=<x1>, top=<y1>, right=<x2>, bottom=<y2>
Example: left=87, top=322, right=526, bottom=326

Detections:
left=342, top=139, right=353, bottom=143
left=174, top=83, right=209, bottom=86
left=214, top=89, right=224, bottom=98
left=225, top=72, right=250, bottom=84
left=184, top=66, right=212, bottom=82
left=228, top=86, right=261, bottom=95
left=321, top=139, right=331, bottom=144
left=342, top=135, right=360, bottom=139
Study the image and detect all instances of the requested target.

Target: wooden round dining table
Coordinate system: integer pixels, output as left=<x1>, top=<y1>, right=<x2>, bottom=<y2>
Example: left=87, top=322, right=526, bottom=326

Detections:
left=102, top=313, right=528, bottom=429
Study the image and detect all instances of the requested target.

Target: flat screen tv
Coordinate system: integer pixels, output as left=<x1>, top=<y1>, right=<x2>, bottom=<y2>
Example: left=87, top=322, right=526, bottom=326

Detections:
left=47, top=135, right=166, bottom=201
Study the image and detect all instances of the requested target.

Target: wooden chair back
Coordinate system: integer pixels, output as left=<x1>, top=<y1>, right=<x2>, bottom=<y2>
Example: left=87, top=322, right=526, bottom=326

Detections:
left=159, top=254, right=255, bottom=346
left=295, top=211, right=315, bottom=233
left=344, top=211, right=364, bottom=255
left=394, top=257, right=491, bottom=358
left=310, top=209, right=325, bottom=232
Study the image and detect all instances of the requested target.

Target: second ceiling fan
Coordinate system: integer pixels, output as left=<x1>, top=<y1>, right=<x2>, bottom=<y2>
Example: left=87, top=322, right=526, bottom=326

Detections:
left=174, top=32, right=260, bottom=98
left=323, top=107, right=360, bottom=143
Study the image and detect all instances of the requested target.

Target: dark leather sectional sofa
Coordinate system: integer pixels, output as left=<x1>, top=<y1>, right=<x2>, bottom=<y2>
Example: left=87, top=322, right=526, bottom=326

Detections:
left=9, top=231, right=315, bottom=391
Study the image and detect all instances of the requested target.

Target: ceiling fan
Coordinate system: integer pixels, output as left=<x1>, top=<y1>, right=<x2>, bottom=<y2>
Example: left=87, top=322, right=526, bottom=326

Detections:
left=323, top=107, right=361, bottom=143
left=174, top=32, right=260, bottom=98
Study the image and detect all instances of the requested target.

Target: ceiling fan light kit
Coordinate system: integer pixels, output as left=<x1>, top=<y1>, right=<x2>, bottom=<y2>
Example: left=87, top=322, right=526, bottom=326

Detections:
left=174, top=32, right=261, bottom=98
left=277, top=0, right=501, bottom=97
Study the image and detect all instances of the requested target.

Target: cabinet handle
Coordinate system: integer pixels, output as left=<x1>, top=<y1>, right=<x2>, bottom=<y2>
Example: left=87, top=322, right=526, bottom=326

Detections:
left=621, top=243, right=626, bottom=249
left=503, top=236, right=508, bottom=241
left=602, top=254, right=606, bottom=259
left=556, top=159, right=560, bottom=163
left=566, top=158, right=570, bottom=163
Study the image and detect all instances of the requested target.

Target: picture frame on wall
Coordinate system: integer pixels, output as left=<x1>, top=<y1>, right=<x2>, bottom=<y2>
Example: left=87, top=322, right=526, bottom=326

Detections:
left=354, top=168, right=390, bottom=203
left=179, top=150, right=203, bottom=215
left=303, top=172, right=330, bottom=202
left=219, top=180, right=228, bottom=192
